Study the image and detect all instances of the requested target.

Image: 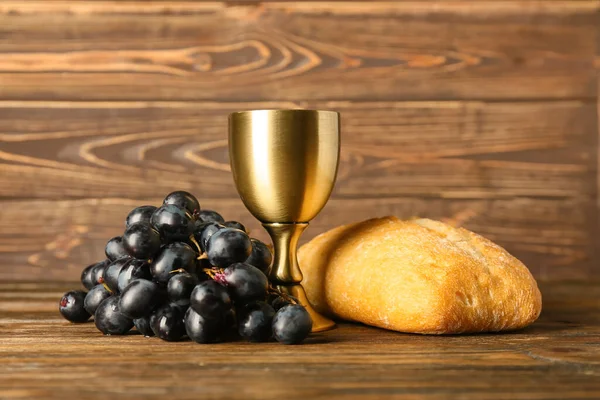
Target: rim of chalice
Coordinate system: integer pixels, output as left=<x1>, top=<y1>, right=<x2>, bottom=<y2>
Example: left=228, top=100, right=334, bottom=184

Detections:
left=228, top=109, right=340, bottom=119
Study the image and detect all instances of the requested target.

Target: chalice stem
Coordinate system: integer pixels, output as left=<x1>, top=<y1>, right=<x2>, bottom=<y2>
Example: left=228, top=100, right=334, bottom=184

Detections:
left=263, top=223, right=307, bottom=285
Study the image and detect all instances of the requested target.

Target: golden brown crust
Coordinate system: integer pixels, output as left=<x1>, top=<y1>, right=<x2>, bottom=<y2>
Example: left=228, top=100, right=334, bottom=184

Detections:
left=298, top=217, right=542, bottom=334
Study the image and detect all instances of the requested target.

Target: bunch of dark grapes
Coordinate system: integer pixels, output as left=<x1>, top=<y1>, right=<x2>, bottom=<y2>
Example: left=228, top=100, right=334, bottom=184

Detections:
left=59, top=191, right=312, bottom=345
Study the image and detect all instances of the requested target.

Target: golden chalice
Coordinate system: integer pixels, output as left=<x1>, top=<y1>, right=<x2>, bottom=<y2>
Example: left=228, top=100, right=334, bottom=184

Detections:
left=228, top=109, right=340, bottom=332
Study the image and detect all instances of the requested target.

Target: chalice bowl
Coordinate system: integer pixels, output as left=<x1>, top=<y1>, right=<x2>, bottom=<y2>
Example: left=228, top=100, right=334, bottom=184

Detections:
left=229, top=109, right=340, bottom=332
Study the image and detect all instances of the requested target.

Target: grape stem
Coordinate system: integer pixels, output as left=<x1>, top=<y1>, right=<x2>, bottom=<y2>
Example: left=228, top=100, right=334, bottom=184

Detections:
left=268, top=285, right=299, bottom=305
left=169, top=268, right=187, bottom=274
left=99, top=279, right=113, bottom=294
left=187, top=235, right=206, bottom=260
left=203, top=267, right=224, bottom=280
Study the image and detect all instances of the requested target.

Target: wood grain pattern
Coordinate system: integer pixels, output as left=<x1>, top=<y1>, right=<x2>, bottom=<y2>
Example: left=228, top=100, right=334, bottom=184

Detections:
left=0, top=100, right=595, bottom=200
left=0, top=2, right=596, bottom=101
left=0, top=1, right=598, bottom=281
left=0, top=281, right=598, bottom=399
left=0, top=197, right=594, bottom=282
left=1, top=100, right=596, bottom=281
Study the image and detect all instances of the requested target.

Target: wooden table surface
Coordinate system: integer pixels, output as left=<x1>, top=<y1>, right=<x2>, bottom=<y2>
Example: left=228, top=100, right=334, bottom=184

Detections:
left=1, top=281, right=598, bottom=399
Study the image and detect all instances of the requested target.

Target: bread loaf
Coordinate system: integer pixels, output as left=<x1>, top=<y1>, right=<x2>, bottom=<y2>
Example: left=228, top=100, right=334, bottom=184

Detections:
left=298, top=217, right=542, bottom=334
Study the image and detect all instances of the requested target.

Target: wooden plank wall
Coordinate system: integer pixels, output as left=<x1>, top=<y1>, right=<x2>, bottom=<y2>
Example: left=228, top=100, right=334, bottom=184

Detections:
left=0, top=1, right=598, bottom=281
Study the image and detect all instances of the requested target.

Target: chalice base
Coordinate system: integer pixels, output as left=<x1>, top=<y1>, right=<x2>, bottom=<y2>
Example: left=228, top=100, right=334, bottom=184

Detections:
left=275, top=284, right=336, bottom=332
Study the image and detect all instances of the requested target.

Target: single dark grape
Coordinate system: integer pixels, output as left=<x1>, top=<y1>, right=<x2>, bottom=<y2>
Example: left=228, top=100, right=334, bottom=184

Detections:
left=81, top=262, right=98, bottom=290
left=206, top=228, right=252, bottom=268
left=223, top=220, right=247, bottom=233
left=117, top=260, right=151, bottom=293
left=269, top=295, right=291, bottom=311
left=90, top=259, right=110, bottom=287
left=163, top=191, right=200, bottom=217
left=103, top=258, right=131, bottom=293
left=184, top=307, right=226, bottom=344
left=126, top=205, right=157, bottom=228
left=105, top=236, right=128, bottom=261
left=238, top=302, right=275, bottom=342
left=195, top=221, right=224, bottom=252
left=59, top=290, right=90, bottom=323
left=167, top=272, right=198, bottom=307
left=223, top=262, right=268, bottom=302
left=272, top=304, right=312, bottom=345
left=197, top=210, right=225, bottom=224
left=190, top=280, right=232, bottom=319
left=150, top=303, right=186, bottom=342
left=245, top=238, right=273, bottom=273
left=133, top=316, right=155, bottom=337
left=94, top=296, right=133, bottom=335
left=150, top=242, right=196, bottom=284
left=123, top=222, right=161, bottom=260
left=151, top=204, right=194, bottom=243
left=84, top=284, right=112, bottom=315
left=118, top=279, right=161, bottom=319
